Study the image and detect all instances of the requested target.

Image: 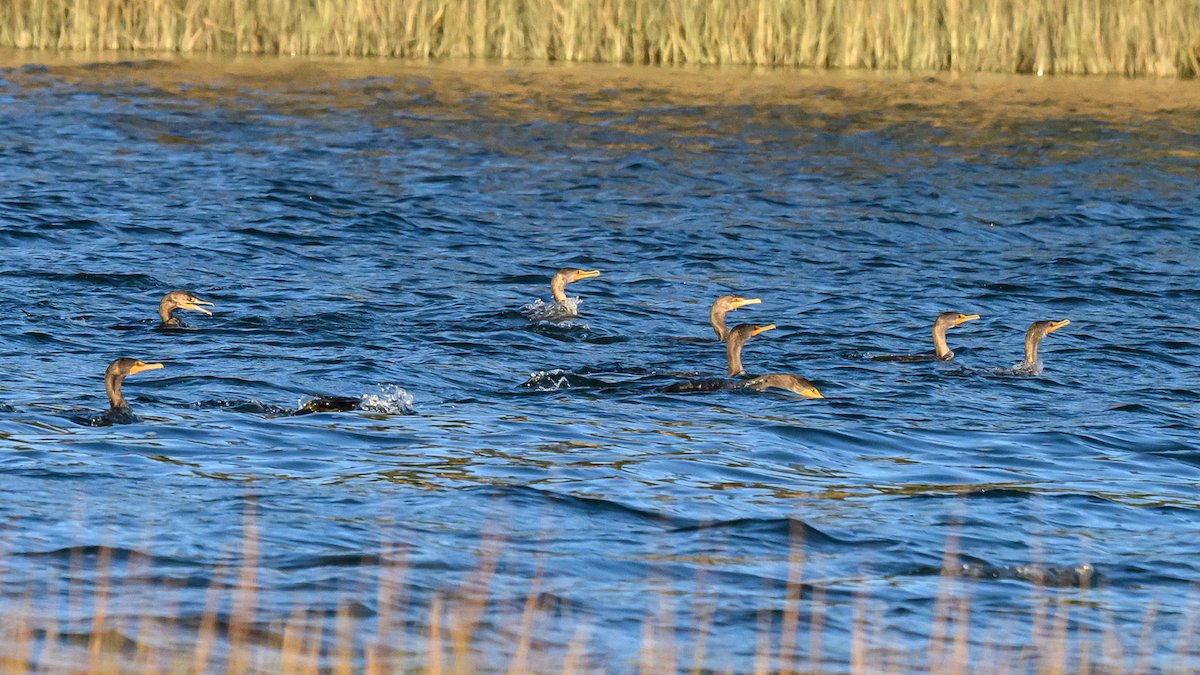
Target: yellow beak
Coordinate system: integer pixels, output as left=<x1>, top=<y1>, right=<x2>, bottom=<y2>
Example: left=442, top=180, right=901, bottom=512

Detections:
left=182, top=300, right=214, bottom=316
left=1047, top=319, right=1071, bottom=333
left=804, top=388, right=824, bottom=399
left=572, top=270, right=601, bottom=281
left=750, top=324, right=776, bottom=337
left=955, top=314, right=981, bottom=325
left=731, top=298, right=762, bottom=310
left=130, top=362, right=165, bottom=374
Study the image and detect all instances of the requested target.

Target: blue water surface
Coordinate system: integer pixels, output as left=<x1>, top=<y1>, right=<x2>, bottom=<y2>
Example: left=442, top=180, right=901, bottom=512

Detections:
left=1, top=56, right=1199, bottom=670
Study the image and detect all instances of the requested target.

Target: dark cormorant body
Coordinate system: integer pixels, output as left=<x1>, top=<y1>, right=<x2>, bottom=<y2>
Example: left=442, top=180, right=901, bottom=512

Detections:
left=298, top=396, right=362, bottom=414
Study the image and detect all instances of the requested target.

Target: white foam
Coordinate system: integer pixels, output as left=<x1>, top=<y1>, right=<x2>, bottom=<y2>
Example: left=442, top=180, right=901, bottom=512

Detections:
left=522, top=370, right=571, bottom=391
left=521, top=296, right=581, bottom=323
left=360, top=385, right=416, bottom=414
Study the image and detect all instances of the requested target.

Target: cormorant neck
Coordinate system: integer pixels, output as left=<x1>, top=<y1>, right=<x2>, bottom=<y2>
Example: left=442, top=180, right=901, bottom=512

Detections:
left=550, top=278, right=568, bottom=303
left=105, top=371, right=128, bottom=410
left=932, top=324, right=952, bottom=360
left=726, top=335, right=745, bottom=377
left=710, top=306, right=729, bottom=341
left=158, top=303, right=174, bottom=324
left=1024, top=333, right=1042, bottom=365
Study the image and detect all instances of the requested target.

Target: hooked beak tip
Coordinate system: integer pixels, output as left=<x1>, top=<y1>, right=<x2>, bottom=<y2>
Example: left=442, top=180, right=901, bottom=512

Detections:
left=751, top=324, right=777, bottom=336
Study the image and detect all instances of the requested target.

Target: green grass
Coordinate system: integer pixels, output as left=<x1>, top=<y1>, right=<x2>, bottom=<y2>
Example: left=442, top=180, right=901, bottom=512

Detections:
left=1, top=0, right=1198, bottom=76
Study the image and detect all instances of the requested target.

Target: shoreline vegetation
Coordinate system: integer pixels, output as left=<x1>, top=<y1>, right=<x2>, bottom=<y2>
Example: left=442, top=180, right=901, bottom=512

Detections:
left=1, top=0, right=1199, bottom=78
left=0, top=510, right=1187, bottom=674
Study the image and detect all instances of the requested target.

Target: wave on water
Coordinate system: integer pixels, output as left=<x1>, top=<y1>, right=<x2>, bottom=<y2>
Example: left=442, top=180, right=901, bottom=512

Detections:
left=0, top=402, right=14, bottom=413
left=192, top=399, right=296, bottom=416
left=359, top=385, right=416, bottom=414
left=521, top=297, right=581, bottom=323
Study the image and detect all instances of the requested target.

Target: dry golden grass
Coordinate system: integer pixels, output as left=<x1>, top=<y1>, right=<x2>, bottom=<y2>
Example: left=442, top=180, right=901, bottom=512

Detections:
left=0, top=506, right=1191, bottom=675
left=0, top=0, right=1198, bottom=77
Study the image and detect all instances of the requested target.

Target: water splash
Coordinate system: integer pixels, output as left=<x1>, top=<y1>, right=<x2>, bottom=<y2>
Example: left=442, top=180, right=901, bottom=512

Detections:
left=360, top=385, right=416, bottom=414
left=521, top=369, right=573, bottom=391
left=987, top=361, right=1044, bottom=376
left=521, top=297, right=581, bottom=323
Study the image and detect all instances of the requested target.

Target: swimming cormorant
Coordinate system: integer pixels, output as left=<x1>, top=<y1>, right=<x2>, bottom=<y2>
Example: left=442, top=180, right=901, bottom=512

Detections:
left=871, top=312, right=979, bottom=362
left=741, top=373, right=823, bottom=398
left=99, top=358, right=164, bottom=425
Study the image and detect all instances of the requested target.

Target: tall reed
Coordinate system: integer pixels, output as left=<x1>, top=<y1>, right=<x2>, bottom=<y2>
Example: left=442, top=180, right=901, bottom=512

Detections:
left=1, top=0, right=1198, bottom=77
left=0, top=510, right=1191, bottom=675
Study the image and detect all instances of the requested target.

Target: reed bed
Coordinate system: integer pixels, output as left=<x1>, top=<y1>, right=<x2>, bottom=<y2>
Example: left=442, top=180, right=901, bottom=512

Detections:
left=0, top=509, right=1192, bottom=675
left=1, top=0, right=1198, bottom=77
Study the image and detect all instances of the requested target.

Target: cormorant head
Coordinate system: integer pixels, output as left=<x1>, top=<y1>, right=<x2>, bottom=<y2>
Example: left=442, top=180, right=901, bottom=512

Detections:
left=728, top=323, right=777, bottom=342
left=709, top=295, right=762, bottom=340
left=712, top=295, right=762, bottom=313
left=104, top=358, right=164, bottom=409
left=748, top=373, right=824, bottom=398
left=1028, top=319, right=1071, bottom=339
left=1024, top=319, right=1070, bottom=363
left=550, top=268, right=601, bottom=302
left=935, top=311, right=981, bottom=330
left=159, top=291, right=214, bottom=324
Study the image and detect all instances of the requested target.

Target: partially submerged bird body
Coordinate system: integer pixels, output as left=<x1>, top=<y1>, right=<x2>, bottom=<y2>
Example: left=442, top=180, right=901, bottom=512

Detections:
left=741, top=374, right=823, bottom=398
left=298, top=396, right=362, bottom=414
left=89, top=358, right=163, bottom=425
left=159, top=291, right=214, bottom=328
left=871, top=312, right=980, bottom=362
left=523, top=268, right=600, bottom=322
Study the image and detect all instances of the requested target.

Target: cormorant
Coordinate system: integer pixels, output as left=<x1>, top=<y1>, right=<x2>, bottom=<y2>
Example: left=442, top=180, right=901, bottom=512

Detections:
left=871, top=312, right=979, bottom=362
left=159, top=291, right=214, bottom=327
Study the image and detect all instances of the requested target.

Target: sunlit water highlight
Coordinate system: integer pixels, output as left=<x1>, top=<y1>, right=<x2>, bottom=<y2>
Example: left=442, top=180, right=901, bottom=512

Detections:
left=1, top=53, right=1199, bottom=668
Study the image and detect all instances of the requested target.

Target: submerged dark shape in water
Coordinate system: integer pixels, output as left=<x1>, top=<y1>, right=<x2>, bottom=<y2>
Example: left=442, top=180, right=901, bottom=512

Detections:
left=73, top=357, right=164, bottom=426
left=298, top=396, right=363, bottom=413
left=158, top=290, right=214, bottom=328
left=669, top=294, right=762, bottom=343
left=871, top=311, right=980, bottom=362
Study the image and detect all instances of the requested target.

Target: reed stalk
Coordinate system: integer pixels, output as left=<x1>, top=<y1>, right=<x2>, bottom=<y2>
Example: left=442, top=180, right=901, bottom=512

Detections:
left=0, top=505, right=1192, bottom=675
left=1, top=0, right=1198, bottom=76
